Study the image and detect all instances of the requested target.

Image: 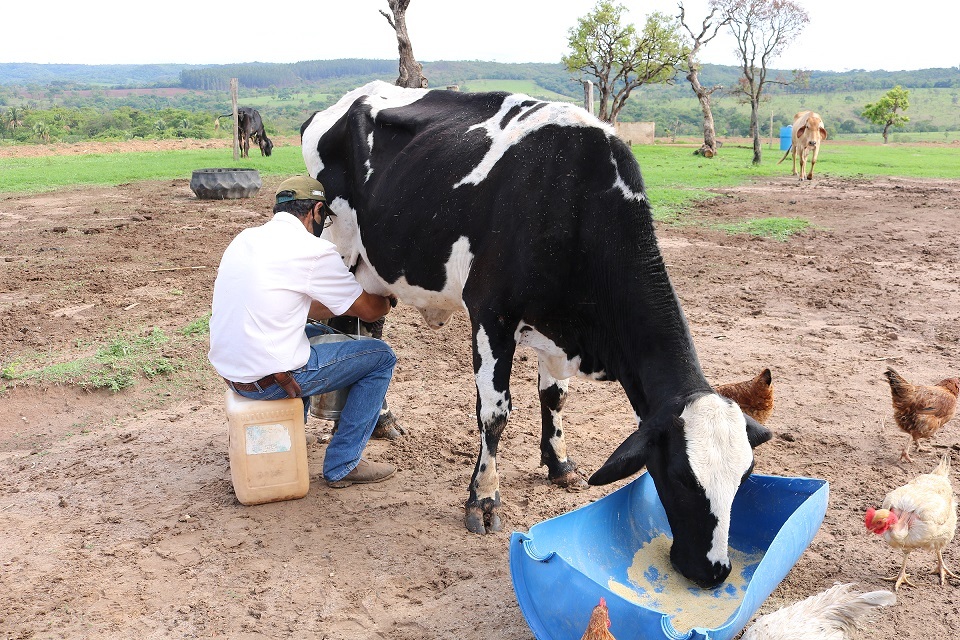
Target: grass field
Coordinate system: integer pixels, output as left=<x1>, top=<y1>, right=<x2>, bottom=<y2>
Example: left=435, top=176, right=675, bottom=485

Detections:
left=2, top=142, right=957, bottom=221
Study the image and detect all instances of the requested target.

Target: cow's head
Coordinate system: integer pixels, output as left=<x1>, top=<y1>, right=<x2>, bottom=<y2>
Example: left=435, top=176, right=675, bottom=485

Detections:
left=589, top=393, right=771, bottom=588
left=798, top=116, right=827, bottom=148
left=259, top=136, right=274, bottom=157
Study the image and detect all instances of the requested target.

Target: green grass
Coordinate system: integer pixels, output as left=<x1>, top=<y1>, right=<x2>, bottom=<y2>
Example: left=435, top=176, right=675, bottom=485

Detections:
left=2, top=315, right=213, bottom=392
left=632, top=142, right=960, bottom=222
left=713, top=217, right=811, bottom=241
left=0, top=145, right=308, bottom=194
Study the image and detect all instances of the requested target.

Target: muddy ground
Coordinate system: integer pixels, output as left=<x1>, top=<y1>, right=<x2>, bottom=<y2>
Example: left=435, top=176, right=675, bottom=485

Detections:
left=1, top=141, right=959, bottom=639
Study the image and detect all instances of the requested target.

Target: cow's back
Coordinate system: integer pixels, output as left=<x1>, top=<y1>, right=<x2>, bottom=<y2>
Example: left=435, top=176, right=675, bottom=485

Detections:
left=303, top=83, right=652, bottom=311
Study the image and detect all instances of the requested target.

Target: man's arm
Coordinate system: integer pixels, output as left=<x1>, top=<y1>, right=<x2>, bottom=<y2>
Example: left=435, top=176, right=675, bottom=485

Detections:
left=346, top=291, right=395, bottom=323
left=308, top=300, right=335, bottom=321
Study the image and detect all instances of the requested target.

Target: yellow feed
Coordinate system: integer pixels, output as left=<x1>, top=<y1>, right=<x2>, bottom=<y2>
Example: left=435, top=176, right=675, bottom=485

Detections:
left=607, top=534, right=764, bottom=633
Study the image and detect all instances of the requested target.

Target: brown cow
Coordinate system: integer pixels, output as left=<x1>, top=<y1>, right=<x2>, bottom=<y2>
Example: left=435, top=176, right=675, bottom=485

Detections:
left=778, top=110, right=827, bottom=181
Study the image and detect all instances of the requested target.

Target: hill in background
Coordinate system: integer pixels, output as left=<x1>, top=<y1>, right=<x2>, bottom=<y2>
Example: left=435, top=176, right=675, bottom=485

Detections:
left=2, top=59, right=959, bottom=142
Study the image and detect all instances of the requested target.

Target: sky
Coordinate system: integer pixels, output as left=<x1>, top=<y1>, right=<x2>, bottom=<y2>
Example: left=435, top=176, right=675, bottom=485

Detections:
left=3, top=1, right=957, bottom=73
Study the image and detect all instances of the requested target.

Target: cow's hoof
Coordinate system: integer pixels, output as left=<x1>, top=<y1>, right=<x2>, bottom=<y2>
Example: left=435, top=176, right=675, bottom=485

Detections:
left=465, top=506, right=503, bottom=534
left=372, top=412, right=405, bottom=441
left=552, top=469, right=589, bottom=490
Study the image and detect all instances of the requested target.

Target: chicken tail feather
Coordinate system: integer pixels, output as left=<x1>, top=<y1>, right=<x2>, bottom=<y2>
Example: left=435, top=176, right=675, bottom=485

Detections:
left=823, top=586, right=896, bottom=635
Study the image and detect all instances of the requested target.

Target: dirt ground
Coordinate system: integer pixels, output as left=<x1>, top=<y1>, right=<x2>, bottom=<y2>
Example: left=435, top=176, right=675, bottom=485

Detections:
left=2, top=140, right=959, bottom=640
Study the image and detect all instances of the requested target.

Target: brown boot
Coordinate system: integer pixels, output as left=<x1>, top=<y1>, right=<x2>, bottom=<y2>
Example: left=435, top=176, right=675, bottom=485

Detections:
left=327, top=458, right=396, bottom=488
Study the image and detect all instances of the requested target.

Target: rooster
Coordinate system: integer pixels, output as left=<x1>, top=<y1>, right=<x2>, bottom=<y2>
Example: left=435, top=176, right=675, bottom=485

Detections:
left=740, top=583, right=895, bottom=640
left=865, top=454, right=958, bottom=590
left=580, top=597, right=616, bottom=640
left=883, top=367, right=959, bottom=462
left=716, top=368, right=774, bottom=424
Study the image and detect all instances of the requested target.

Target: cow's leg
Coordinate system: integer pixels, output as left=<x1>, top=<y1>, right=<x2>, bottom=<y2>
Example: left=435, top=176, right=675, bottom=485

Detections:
left=537, top=360, right=586, bottom=489
left=791, top=147, right=799, bottom=176
left=807, top=146, right=819, bottom=180
left=464, top=318, right=515, bottom=534
left=798, top=148, right=807, bottom=181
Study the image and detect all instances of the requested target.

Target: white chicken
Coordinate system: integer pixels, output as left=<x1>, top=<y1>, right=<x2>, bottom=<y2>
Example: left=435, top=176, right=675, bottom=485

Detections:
left=865, top=454, right=958, bottom=590
left=741, top=583, right=896, bottom=640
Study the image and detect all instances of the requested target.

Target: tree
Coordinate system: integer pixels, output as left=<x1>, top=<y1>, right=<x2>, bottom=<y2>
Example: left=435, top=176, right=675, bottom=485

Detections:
left=862, top=86, right=910, bottom=144
left=564, top=1, right=687, bottom=124
left=677, top=2, right=731, bottom=157
left=715, top=0, right=809, bottom=164
left=379, top=0, right=428, bottom=88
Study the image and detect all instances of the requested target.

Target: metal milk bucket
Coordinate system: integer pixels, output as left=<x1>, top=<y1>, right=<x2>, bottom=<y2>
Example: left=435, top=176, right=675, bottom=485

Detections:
left=307, top=333, right=372, bottom=421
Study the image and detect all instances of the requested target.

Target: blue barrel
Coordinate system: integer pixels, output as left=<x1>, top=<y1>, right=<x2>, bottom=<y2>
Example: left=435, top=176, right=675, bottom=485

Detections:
left=779, top=125, right=793, bottom=150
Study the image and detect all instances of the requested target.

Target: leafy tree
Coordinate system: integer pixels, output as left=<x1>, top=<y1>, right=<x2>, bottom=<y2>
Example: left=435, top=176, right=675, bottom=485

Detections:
left=564, top=1, right=686, bottom=124
left=715, top=0, right=809, bottom=164
left=677, top=2, right=731, bottom=156
left=862, top=85, right=910, bottom=143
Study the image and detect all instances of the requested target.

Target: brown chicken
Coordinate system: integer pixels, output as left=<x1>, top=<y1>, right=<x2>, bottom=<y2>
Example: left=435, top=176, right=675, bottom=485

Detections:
left=883, top=367, right=960, bottom=462
left=580, top=597, right=616, bottom=640
left=716, top=368, right=774, bottom=424
left=865, top=454, right=958, bottom=591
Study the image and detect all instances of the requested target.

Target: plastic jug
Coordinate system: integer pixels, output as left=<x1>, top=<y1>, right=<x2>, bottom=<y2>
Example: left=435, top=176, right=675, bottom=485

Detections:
left=225, top=389, right=309, bottom=505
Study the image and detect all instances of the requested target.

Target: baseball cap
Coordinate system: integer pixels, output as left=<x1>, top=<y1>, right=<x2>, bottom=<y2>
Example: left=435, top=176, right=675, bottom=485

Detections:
left=275, top=176, right=327, bottom=204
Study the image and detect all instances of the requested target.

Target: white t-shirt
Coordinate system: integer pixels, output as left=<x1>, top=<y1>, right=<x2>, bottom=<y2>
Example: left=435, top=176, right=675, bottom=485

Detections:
left=208, top=211, right=363, bottom=382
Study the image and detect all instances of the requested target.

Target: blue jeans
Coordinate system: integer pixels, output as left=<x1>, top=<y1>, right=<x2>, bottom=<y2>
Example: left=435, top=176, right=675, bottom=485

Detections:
left=231, top=324, right=396, bottom=482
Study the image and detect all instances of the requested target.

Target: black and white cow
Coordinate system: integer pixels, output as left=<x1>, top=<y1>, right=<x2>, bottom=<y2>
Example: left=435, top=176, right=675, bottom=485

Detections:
left=301, top=81, right=771, bottom=588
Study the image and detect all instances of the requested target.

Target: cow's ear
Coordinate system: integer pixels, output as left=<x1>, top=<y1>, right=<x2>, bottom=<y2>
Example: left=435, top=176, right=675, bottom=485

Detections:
left=820, top=127, right=828, bottom=140
left=796, top=125, right=806, bottom=138
left=589, top=427, right=652, bottom=485
left=745, top=415, right=772, bottom=448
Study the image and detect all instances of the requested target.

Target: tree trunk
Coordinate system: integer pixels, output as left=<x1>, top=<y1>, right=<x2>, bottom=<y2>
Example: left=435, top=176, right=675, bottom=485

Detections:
left=381, top=0, right=428, bottom=89
left=882, top=122, right=891, bottom=144
left=687, top=68, right=719, bottom=156
left=750, top=97, right=762, bottom=164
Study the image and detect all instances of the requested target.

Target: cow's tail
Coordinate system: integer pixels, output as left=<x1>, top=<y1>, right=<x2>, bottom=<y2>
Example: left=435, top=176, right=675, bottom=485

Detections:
left=776, top=145, right=792, bottom=165
left=213, top=113, right=234, bottom=131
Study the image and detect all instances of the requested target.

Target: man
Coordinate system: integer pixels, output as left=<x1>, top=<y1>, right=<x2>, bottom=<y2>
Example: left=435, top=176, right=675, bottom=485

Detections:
left=209, top=176, right=397, bottom=488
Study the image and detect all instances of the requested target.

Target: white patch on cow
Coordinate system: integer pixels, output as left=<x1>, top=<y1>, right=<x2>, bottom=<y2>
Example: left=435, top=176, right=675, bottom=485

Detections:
left=474, top=438, right=499, bottom=498
left=454, top=96, right=614, bottom=188
left=611, top=152, right=646, bottom=203
left=301, top=80, right=430, bottom=177
left=475, top=326, right=508, bottom=427
left=682, top=394, right=753, bottom=566
left=515, top=322, right=607, bottom=381
left=364, top=132, right=375, bottom=182
left=538, top=360, right=570, bottom=460
left=323, top=218, right=473, bottom=330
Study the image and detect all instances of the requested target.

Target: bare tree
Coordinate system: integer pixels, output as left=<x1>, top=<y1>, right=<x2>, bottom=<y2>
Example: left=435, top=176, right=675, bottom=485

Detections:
left=379, top=0, right=428, bottom=88
left=714, top=0, right=808, bottom=164
left=678, top=2, right=730, bottom=157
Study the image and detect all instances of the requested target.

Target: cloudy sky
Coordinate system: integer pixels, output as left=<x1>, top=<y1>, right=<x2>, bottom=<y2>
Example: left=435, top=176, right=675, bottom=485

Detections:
left=3, top=1, right=956, bottom=73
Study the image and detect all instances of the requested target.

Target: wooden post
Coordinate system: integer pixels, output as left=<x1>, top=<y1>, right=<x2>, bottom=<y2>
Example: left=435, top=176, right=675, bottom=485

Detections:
left=769, top=111, right=774, bottom=149
left=231, top=78, right=239, bottom=161
left=583, top=80, right=594, bottom=115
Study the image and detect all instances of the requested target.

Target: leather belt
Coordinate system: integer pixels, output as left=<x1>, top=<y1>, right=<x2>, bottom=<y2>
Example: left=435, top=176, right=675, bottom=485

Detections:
left=224, top=371, right=302, bottom=398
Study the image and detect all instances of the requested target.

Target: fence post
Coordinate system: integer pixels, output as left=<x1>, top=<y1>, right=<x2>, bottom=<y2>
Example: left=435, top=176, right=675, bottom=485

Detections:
left=583, top=80, right=594, bottom=115
left=231, top=78, right=239, bottom=161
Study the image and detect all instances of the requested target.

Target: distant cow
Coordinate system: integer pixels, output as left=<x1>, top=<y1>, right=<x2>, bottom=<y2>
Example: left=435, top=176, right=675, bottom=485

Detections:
left=778, top=110, right=827, bottom=180
left=221, top=107, right=273, bottom=158
left=300, top=82, right=771, bottom=588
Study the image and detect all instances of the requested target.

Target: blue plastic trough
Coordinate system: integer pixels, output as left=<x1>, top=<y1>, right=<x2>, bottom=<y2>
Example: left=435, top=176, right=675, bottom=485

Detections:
left=510, top=473, right=829, bottom=640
